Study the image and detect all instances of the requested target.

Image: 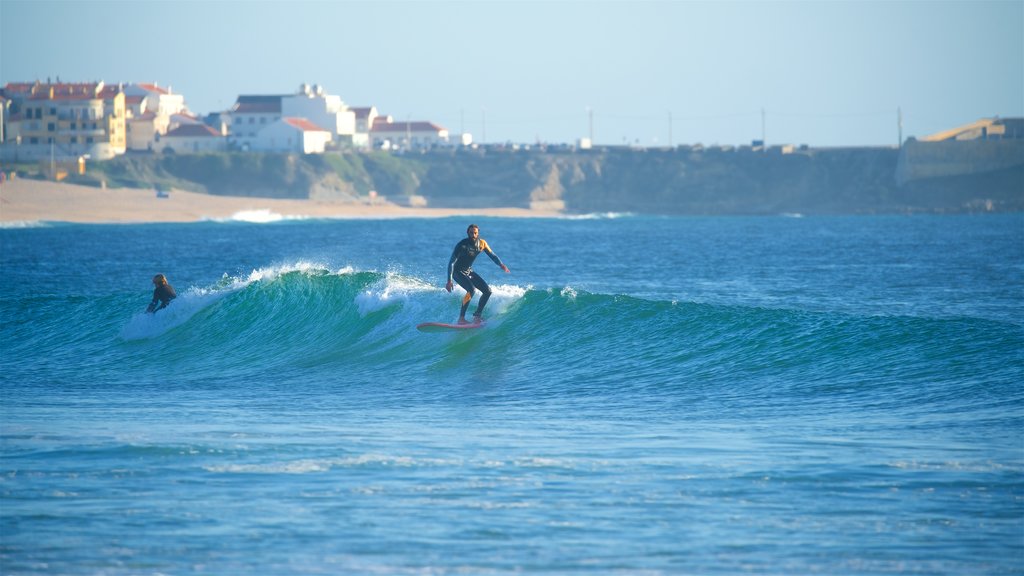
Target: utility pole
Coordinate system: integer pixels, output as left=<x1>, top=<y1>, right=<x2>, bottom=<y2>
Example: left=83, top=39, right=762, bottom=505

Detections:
left=588, top=107, right=594, bottom=143
left=897, top=106, right=903, bottom=149
left=761, top=107, right=766, bottom=152
left=668, top=111, right=673, bottom=148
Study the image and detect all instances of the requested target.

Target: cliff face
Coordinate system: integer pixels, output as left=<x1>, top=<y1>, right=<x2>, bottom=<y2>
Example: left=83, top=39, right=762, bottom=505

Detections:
left=79, top=144, right=1024, bottom=214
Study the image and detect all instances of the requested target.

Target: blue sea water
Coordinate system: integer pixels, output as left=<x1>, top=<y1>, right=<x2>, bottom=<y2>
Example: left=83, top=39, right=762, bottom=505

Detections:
left=1, top=213, right=1022, bottom=574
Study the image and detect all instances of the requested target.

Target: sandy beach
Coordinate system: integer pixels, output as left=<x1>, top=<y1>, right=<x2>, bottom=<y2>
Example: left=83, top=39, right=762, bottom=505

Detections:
left=0, top=179, right=563, bottom=224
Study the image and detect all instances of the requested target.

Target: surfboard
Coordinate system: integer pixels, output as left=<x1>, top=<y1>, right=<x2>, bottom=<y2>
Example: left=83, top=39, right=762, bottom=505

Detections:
left=416, top=321, right=486, bottom=333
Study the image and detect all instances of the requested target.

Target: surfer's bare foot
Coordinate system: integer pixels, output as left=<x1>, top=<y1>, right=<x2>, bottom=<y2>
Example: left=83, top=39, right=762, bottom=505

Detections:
left=457, top=318, right=470, bottom=325
left=472, top=315, right=483, bottom=324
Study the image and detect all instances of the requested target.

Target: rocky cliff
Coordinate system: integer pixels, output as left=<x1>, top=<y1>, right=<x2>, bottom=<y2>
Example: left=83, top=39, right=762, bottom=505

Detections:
left=69, top=143, right=1023, bottom=214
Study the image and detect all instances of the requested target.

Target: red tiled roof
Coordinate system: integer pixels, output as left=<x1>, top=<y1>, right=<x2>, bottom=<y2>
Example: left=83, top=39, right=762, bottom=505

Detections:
left=136, top=83, right=170, bottom=95
left=283, top=117, right=329, bottom=132
left=170, top=112, right=199, bottom=123
left=165, top=124, right=221, bottom=138
left=10, top=82, right=124, bottom=102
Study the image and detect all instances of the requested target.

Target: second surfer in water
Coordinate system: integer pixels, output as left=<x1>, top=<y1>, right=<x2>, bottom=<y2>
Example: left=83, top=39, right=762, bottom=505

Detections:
left=147, top=274, right=176, bottom=313
left=446, top=224, right=510, bottom=324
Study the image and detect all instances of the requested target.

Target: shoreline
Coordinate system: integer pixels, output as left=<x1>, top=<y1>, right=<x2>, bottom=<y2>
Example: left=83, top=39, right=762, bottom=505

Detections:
left=0, top=179, right=564, bottom=225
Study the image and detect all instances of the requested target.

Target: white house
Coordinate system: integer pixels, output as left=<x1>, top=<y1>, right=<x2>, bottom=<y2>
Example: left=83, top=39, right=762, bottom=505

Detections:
left=228, top=85, right=360, bottom=151
left=228, top=94, right=284, bottom=151
left=369, top=118, right=450, bottom=150
left=124, top=82, right=189, bottom=152
left=352, top=106, right=379, bottom=149
left=251, top=117, right=332, bottom=154
left=123, top=83, right=187, bottom=117
left=282, top=84, right=355, bottom=145
left=127, top=111, right=166, bottom=151
left=156, top=123, right=226, bottom=154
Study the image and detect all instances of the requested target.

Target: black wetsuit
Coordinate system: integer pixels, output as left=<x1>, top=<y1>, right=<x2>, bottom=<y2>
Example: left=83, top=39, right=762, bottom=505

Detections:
left=147, top=284, right=176, bottom=313
left=447, top=237, right=506, bottom=319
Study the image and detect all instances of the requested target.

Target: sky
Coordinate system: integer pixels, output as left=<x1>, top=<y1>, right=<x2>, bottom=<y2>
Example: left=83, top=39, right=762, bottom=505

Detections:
left=2, top=0, right=1021, bottom=147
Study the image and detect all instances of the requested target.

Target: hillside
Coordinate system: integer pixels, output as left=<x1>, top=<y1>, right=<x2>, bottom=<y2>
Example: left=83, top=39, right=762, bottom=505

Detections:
left=50, top=145, right=1024, bottom=215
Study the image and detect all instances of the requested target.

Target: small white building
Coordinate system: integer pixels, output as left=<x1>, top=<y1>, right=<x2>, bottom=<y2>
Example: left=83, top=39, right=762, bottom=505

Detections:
left=228, top=95, right=284, bottom=151
left=251, top=117, right=332, bottom=154
left=352, top=106, right=379, bottom=149
left=123, top=83, right=187, bottom=118
left=370, top=118, right=449, bottom=150
left=283, top=84, right=355, bottom=146
left=157, top=123, right=226, bottom=154
left=124, top=82, right=190, bottom=152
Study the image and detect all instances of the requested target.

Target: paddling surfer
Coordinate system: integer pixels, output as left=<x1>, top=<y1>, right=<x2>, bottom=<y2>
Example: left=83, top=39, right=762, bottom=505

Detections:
left=446, top=224, right=510, bottom=324
left=146, top=274, right=176, bottom=313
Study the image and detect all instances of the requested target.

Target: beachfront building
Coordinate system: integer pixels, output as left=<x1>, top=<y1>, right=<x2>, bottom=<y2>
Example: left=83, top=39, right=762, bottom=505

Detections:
left=352, top=106, right=379, bottom=149
left=369, top=117, right=450, bottom=150
left=124, top=82, right=190, bottom=152
left=155, top=123, right=227, bottom=154
left=283, top=84, right=356, bottom=145
left=226, top=84, right=356, bottom=152
left=227, top=94, right=284, bottom=151
left=249, top=118, right=332, bottom=154
left=0, top=80, right=127, bottom=161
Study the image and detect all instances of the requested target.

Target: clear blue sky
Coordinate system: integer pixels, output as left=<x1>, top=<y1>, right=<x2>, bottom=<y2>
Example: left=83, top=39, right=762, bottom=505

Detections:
left=2, top=0, right=1021, bottom=147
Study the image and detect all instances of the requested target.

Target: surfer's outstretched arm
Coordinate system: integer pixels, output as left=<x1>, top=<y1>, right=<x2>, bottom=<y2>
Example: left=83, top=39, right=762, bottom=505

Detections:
left=484, top=247, right=510, bottom=273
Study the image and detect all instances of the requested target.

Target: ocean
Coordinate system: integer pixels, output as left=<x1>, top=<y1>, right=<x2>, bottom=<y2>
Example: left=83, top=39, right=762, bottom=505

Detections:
left=1, top=213, right=1022, bottom=574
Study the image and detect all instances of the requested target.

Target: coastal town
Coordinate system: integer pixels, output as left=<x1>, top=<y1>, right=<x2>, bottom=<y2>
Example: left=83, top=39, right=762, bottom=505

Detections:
left=0, top=78, right=1020, bottom=218
left=0, top=79, right=466, bottom=162
left=4, top=78, right=1023, bottom=168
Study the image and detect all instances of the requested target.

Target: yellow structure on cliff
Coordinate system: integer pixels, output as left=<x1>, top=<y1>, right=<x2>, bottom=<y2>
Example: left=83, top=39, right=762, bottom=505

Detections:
left=920, top=117, right=1024, bottom=142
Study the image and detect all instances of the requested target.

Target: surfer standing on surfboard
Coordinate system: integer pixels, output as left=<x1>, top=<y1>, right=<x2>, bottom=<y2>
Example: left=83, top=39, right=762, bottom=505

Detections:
left=446, top=224, right=510, bottom=324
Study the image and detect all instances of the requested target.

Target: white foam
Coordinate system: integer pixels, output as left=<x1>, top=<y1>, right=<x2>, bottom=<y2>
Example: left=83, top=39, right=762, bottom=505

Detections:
left=120, top=284, right=238, bottom=340
left=240, top=260, right=335, bottom=284
left=120, top=260, right=346, bottom=340
left=560, top=212, right=635, bottom=220
left=355, top=271, right=437, bottom=315
left=0, top=220, right=48, bottom=229
left=205, top=209, right=311, bottom=223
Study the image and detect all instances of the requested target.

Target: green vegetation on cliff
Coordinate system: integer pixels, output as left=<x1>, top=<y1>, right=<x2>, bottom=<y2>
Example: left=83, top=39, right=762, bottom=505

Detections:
left=53, top=146, right=1023, bottom=214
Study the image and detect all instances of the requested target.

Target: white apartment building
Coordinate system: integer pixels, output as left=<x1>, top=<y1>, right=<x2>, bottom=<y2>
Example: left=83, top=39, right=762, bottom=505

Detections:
left=250, top=117, right=332, bottom=154
left=283, top=84, right=356, bottom=144
left=124, top=82, right=189, bottom=151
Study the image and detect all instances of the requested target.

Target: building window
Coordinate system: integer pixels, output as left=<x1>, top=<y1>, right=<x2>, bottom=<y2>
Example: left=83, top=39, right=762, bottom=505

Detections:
left=47, top=123, right=56, bottom=132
